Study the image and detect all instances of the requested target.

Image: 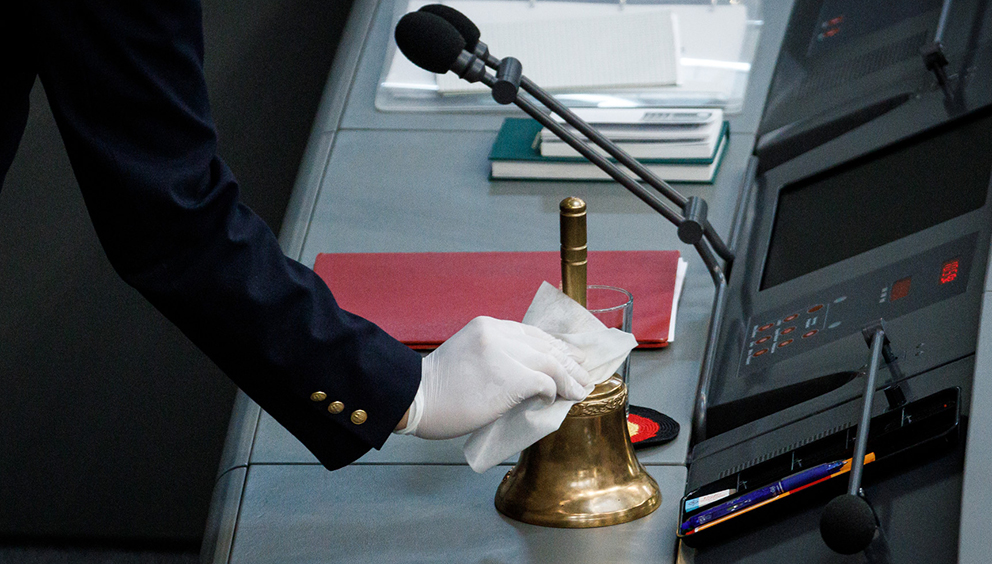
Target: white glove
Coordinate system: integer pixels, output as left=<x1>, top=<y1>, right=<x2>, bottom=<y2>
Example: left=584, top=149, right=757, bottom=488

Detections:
left=397, top=316, right=589, bottom=440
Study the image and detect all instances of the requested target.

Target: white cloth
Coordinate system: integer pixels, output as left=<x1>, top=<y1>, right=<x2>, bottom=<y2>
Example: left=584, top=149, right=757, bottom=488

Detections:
left=463, top=281, right=637, bottom=473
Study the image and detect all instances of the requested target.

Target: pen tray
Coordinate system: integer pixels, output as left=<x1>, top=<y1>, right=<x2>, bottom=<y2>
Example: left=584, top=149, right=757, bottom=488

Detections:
left=677, top=387, right=961, bottom=546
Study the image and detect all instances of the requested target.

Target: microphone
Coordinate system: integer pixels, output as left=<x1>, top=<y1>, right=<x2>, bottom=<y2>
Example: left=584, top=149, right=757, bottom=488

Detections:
left=418, top=3, right=481, bottom=52
left=821, top=494, right=892, bottom=563
left=393, top=11, right=465, bottom=74
left=820, top=494, right=877, bottom=555
left=819, top=320, right=892, bottom=557
left=395, top=12, right=489, bottom=83
left=414, top=5, right=711, bottom=241
left=394, top=6, right=733, bottom=278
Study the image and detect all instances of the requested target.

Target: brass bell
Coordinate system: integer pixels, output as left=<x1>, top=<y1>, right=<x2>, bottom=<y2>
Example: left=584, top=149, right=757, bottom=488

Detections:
left=494, top=198, right=661, bottom=528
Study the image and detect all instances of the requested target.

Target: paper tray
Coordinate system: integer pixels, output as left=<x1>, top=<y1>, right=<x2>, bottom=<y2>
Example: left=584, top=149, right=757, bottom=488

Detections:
left=678, top=387, right=962, bottom=546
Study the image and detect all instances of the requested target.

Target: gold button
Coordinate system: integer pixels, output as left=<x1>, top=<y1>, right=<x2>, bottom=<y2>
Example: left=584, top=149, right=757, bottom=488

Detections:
left=310, top=391, right=327, bottom=402
left=350, top=410, right=368, bottom=425
left=328, top=401, right=344, bottom=414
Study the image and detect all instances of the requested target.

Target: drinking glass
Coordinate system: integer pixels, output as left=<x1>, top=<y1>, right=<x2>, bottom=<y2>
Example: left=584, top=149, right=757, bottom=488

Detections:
left=586, top=285, right=634, bottom=387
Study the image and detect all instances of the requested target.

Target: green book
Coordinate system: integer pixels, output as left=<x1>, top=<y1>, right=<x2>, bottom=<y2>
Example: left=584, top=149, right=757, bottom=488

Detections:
left=489, top=118, right=729, bottom=183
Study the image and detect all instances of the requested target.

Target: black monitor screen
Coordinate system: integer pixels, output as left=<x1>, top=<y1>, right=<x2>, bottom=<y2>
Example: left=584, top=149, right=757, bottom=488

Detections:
left=761, top=108, right=992, bottom=290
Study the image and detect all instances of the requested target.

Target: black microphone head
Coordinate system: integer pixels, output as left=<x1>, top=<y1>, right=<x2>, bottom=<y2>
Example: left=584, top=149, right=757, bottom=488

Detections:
left=418, top=4, right=481, bottom=51
left=820, top=494, right=878, bottom=555
left=394, top=11, right=466, bottom=74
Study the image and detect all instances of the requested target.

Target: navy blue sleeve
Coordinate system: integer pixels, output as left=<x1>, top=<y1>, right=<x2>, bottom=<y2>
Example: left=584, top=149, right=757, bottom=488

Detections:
left=20, top=0, right=422, bottom=469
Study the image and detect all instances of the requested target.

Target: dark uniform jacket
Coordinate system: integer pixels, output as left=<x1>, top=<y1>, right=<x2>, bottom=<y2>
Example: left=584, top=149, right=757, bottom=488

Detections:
left=1, top=0, right=421, bottom=469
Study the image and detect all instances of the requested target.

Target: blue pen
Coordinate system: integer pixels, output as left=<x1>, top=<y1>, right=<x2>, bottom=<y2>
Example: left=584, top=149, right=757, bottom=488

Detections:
left=680, top=459, right=847, bottom=533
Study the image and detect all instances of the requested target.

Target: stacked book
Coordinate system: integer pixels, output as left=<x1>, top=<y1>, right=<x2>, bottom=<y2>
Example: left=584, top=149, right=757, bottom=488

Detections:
left=489, top=108, right=729, bottom=183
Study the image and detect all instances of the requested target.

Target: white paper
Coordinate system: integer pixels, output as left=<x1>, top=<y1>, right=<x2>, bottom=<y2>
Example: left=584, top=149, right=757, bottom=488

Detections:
left=550, top=107, right=720, bottom=126
left=668, top=257, right=688, bottom=342
left=436, top=9, right=680, bottom=94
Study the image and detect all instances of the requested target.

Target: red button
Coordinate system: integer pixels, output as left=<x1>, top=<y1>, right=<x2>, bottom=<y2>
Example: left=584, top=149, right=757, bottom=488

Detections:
left=784, top=314, right=799, bottom=322
left=781, top=326, right=796, bottom=335
left=759, top=323, right=775, bottom=332
left=803, top=330, right=818, bottom=339
left=808, top=304, right=824, bottom=313
left=778, top=339, right=794, bottom=348
left=755, top=336, right=771, bottom=345
left=754, top=348, right=769, bottom=357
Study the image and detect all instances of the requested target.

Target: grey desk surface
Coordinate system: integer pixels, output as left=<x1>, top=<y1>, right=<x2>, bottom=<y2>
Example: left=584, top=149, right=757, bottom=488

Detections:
left=223, top=464, right=688, bottom=564
left=200, top=0, right=837, bottom=563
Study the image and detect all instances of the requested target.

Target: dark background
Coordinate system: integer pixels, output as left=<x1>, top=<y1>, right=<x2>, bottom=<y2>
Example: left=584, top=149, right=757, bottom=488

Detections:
left=0, top=0, right=353, bottom=546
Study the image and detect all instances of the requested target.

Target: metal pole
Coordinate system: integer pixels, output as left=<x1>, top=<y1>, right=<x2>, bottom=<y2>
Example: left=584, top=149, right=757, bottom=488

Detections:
left=850, top=328, right=884, bottom=495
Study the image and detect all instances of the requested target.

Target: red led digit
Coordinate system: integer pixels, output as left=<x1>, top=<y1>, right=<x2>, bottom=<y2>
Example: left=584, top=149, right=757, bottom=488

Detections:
left=941, top=258, right=960, bottom=285
left=890, top=277, right=911, bottom=301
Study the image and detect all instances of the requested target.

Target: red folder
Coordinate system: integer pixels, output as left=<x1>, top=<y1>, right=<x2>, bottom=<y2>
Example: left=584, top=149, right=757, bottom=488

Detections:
left=313, top=251, right=680, bottom=349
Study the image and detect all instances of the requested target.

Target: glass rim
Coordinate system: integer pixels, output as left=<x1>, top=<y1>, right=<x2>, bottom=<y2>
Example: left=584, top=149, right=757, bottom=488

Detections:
left=586, top=284, right=633, bottom=313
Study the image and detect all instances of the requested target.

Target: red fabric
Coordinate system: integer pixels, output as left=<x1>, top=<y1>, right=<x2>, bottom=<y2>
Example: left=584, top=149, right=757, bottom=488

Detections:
left=313, top=251, right=679, bottom=349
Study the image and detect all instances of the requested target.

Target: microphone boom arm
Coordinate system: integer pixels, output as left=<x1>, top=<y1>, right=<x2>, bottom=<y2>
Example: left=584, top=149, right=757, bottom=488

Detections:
left=478, top=54, right=732, bottom=287
left=851, top=322, right=888, bottom=495
left=477, top=57, right=733, bottom=442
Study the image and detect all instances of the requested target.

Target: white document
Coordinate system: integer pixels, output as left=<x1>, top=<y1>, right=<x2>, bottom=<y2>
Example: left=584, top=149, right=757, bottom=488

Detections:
left=667, top=257, right=688, bottom=342
left=436, top=9, right=680, bottom=94
left=538, top=108, right=725, bottom=158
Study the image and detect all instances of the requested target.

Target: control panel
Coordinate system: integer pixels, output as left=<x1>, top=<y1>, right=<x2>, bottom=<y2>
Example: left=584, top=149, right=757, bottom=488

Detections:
left=740, top=233, right=976, bottom=373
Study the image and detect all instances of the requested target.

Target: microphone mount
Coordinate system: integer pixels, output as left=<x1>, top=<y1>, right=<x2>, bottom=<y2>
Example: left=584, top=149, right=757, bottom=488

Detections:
left=820, top=319, right=894, bottom=556
left=921, top=0, right=955, bottom=102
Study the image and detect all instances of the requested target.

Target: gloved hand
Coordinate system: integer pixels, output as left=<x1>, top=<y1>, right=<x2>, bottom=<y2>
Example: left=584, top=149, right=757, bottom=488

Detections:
left=396, top=316, right=590, bottom=440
